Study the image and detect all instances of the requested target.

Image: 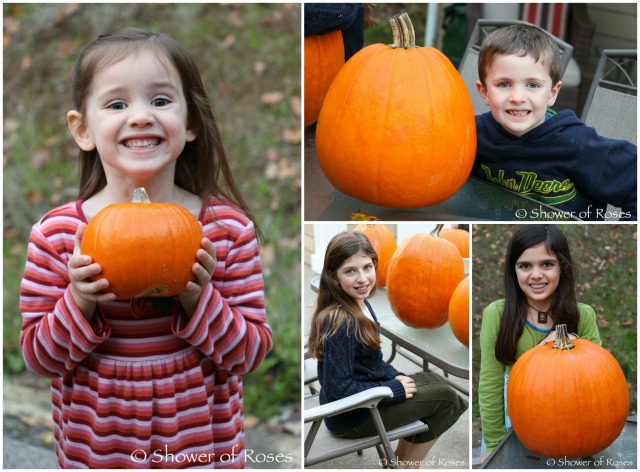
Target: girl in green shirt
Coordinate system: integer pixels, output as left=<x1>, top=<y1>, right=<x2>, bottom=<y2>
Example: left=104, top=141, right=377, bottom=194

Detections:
left=478, top=225, right=601, bottom=462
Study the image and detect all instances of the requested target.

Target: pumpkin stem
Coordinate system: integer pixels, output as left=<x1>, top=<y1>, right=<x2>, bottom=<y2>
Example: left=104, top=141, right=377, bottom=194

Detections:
left=389, top=12, right=417, bottom=49
left=430, top=224, right=445, bottom=237
left=552, top=324, right=575, bottom=350
left=132, top=187, right=152, bottom=204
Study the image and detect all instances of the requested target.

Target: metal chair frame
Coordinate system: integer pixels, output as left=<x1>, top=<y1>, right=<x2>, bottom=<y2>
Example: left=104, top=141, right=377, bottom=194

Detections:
left=303, top=351, right=431, bottom=469
left=581, top=49, right=637, bottom=121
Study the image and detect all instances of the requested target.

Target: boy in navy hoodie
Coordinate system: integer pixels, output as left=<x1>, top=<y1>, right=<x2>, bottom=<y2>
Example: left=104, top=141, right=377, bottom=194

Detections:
left=473, top=24, right=636, bottom=221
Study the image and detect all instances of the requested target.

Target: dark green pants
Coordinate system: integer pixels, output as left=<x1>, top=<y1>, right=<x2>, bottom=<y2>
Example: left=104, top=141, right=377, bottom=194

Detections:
left=333, top=371, right=468, bottom=443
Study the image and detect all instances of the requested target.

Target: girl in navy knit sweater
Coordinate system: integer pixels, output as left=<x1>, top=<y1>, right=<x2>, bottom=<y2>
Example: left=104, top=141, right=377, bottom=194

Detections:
left=307, top=231, right=468, bottom=468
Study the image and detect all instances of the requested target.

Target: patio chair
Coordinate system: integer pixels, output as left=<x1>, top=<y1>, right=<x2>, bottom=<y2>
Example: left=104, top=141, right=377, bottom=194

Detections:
left=303, top=357, right=431, bottom=469
left=458, top=19, right=574, bottom=116
left=304, top=343, right=319, bottom=398
left=581, top=49, right=637, bottom=221
left=581, top=49, right=637, bottom=144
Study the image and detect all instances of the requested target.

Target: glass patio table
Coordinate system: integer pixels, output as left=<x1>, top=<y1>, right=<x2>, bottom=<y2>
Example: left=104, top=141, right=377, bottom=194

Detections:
left=310, top=277, right=469, bottom=395
left=304, top=127, right=580, bottom=222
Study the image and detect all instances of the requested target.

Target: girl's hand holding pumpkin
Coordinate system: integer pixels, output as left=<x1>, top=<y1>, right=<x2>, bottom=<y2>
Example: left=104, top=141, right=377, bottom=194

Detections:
left=68, top=223, right=117, bottom=321
left=178, top=237, right=217, bottom=317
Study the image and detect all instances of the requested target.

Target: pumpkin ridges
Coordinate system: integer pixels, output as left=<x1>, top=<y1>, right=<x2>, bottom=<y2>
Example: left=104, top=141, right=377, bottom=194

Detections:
left=387, top=233, right=464, bottom=328
left=304, top=31, right=344, bottom=127
left=353, top=224, right=396, bottom=288
left=316, top=14, right=476, bottom=208
left=559, top=344, right=626, bottom=454
left=440, top=228, right=469, bottom=258
left=81, top=189, right=201, bottom=300
left=448, top=277, right=469, bottom=346
left=508, top=331, right=628, bottom=458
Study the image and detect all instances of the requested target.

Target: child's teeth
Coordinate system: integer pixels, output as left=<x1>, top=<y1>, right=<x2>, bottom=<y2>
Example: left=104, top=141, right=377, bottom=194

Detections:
left=125, top=138, right=159, bottom=148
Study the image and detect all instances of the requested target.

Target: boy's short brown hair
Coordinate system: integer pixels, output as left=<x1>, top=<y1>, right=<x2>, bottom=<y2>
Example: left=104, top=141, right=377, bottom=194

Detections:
left=477, top=23, right=562, bottom=86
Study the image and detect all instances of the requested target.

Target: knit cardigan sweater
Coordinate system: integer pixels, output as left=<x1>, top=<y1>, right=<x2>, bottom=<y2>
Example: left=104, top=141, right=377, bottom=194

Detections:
left=318, top=300, right=407, bottom=432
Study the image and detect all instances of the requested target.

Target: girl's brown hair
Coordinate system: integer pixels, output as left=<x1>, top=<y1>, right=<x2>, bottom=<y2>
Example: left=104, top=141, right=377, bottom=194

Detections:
left=307, top=231, right=381, bottom=360
left=496, top=225, right=579, bottom=365
left=71, top=27, right=259, bottom=235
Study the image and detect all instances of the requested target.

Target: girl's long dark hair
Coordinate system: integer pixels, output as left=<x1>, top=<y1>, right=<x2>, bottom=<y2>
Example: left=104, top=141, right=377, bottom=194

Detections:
left=495, top=225, right=579, bottom=364
left=70, top=27, right=260, bottom=237
left=307, top=231, right=381, bottom=360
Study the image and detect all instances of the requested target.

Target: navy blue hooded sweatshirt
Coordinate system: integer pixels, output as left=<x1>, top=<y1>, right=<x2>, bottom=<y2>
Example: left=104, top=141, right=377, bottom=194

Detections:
left=473, top=110, right=637, bottom=220
left=304, top=3, right=364, bottom=61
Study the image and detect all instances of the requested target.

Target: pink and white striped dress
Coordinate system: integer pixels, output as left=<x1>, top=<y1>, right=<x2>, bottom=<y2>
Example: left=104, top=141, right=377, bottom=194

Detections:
left=20, top=197, right=272, bottom=468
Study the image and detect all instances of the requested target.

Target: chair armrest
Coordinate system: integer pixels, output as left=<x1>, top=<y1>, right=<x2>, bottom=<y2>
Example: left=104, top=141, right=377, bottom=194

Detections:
left=304, top=386, right=394, bottom=423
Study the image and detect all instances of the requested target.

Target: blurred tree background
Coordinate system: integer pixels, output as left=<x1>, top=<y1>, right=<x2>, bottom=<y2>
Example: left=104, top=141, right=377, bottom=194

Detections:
left=471, top=224, right=637, bottom=446
left=3, top=3, right=301, bottom=418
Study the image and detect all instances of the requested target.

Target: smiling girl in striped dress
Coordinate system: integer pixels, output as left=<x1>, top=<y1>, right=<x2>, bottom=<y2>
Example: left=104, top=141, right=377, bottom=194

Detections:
left=19, top=27, right=272, bottom=469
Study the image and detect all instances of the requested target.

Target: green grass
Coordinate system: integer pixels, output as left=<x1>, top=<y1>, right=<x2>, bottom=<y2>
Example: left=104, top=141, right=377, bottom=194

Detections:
left=3, top=3, right=300, bottom=418
left=472, top=224, right=638, bottom=427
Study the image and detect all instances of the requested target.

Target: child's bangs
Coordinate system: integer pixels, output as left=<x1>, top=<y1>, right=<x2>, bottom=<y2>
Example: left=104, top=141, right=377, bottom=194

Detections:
left=89, top=41, right=175, bottom=82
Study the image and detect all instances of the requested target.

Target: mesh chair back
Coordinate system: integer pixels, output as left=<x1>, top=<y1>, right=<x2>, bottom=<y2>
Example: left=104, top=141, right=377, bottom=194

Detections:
left=581, top=49, right=637, bottom=144
left=459, top=19, right=574, bottom=115
left=584, top=88, right=637, bottom=144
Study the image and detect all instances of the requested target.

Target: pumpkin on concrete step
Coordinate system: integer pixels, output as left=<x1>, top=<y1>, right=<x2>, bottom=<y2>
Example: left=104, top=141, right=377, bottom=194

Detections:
left=81, top=187, right=202, bottom=299
left=315, top=12, right=476, bottom=208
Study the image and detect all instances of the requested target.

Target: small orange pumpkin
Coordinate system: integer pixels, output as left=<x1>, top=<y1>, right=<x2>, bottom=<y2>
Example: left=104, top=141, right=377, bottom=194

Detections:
left=386, top=227, right=465, bottom=328
left=440, top=227, right=469, bottom=258
left=304, top=30, right=345, bottom=128
left=81, top=187, right=202, bottom=299
left=448, top=277, right=469, bottom=346
left=354, top=224, right=397, bottom=288
left=508, top=324, right=629, bottom=458
left=315, top=13, right=476, bottom=208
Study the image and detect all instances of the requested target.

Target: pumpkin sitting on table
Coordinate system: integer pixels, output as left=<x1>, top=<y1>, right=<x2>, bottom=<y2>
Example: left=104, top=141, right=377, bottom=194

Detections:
left=81, top=187, right=202, bottom=300
left=448, top=277, right=469, bottom=347
left=440, top=226, right=469, bottom=258
left=353, top=223, right=397, bottom=288
left=304, top=30, right=345, bottom=128
left=315, top=12, right=476, bottom=208
left=386, top=225, right=465, bottom=328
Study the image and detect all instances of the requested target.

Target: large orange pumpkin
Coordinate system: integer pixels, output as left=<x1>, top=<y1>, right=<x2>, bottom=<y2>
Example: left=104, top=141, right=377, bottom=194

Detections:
left=304, top=30, right=345, bottom=128
left=507, top=324, right=629, bottom=458
left=81, top=187, right=202, bottom=299
left=440, top=227, right=469, bottom=258
left=448, top=277, right=469, bottom=346
left=315, top=13, right=476, bottom=208
left=354, top=223, right=397, bottom=288
left=386, top=228, right=465, bottom=328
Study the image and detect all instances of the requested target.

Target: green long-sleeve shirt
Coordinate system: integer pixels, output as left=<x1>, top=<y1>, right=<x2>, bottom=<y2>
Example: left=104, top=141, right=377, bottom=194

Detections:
left=478, top=299, right=602, bottom=452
